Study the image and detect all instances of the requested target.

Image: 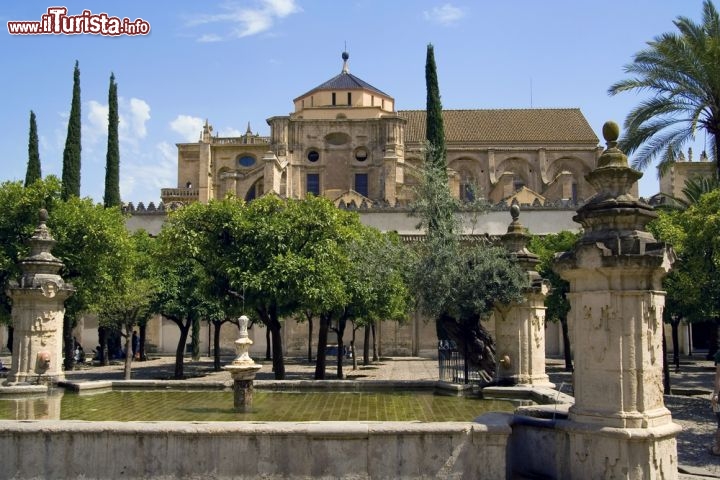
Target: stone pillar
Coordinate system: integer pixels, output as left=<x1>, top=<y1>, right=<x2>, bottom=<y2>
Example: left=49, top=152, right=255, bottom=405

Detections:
left=494, top=205, right=552, bottom=387
left=198, top=120, right=213, bottom=203
left=233, top=379, right=254, bottom=413
left=5, top=209, right=74, bottom=385
left=554, top=122, right=679, bottom=479
left=224, top=315, right=261, bottom=412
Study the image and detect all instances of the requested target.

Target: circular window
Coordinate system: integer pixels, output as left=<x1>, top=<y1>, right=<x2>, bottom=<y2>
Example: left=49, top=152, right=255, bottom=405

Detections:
left=238, top=155, right=256, bottom=167
left=355, top=147, right=368, bottom=162
left=307, top=150, right=320, bottom=162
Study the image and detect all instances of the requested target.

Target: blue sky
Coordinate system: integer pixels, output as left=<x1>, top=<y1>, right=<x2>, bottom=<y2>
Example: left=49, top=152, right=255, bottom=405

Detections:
left=0, top=1, right=709, bottom=204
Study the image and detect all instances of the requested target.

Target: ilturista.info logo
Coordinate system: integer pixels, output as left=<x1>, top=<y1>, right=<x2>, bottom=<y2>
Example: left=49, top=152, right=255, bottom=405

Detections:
left=7, top=7, right=150, bottom=36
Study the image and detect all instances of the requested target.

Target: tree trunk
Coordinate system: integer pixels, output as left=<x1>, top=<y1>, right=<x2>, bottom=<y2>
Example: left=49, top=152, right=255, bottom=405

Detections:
left=191, top=317, right=200, bottom=361
left=463, top=335, right=470, bottom=385
left=351, top=324, right=358, bottom=371
left=267, top=305, right=285, bottom=380
left=708, top=321, right=719, bottom=360
left=138, top=322, right=148, bottom=361
left=363, top=325, right=371, bottom=366
left=123, top=325, right=133, bottom=380
left=336, top=315, right=347, bottom=380
left=307, top=314, right=314, bottom=363
left=98, top=326, right=110, bottom=366
left=213, top=320, right=222, bottom=371
left=172, top=316, right=192, bottom=379
left=671, top=317, right=680, bottom=371
left=372, top=324, right=379, bottom=362
left=315, top=313, right=330, bottom=380
left=439, top=313, right=496, bottom=384
left=265, top=327, right=272, bottom=360
left=63, top=313, right=75, bottom=371
left=561, top=317, right=573, bottom=371
left=662, top=322, right=671, bottom=394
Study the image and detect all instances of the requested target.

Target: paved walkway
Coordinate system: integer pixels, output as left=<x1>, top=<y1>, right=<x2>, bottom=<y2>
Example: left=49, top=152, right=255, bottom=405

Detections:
left=1, top=353, right=719, bottom=478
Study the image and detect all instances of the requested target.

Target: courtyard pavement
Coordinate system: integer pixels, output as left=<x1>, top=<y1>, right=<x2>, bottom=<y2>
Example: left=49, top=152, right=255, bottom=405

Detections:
left=1, top=353, right=718, bottom=478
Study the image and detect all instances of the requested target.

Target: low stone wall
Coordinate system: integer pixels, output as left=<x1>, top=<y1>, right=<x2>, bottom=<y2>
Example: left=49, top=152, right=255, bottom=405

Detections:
left=0, top=416, right=511, bottom=479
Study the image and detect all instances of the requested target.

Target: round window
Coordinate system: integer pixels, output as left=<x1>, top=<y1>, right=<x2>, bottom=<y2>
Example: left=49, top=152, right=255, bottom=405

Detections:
left=307, top=150, right=320, bottom=162
left=238, top=155, right=256, bottom=167
left=355, top=147, right=368, bottom=162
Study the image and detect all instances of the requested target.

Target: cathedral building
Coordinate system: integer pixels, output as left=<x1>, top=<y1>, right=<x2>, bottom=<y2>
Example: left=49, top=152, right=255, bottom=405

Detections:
left=161, top=52, right=602, bottom=210
left=122, top=52, right=609, bottom=359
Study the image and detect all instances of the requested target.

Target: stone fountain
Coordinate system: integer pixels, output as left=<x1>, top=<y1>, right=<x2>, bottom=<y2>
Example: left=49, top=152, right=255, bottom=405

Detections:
left=223, top=315, right=261, bottom=412
left=3, top=209, right=74, bottom=389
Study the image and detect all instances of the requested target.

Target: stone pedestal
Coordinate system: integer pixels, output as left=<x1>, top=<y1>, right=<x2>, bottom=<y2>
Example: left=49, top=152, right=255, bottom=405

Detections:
left=494, top=205, right=552, bottom=387
left=554, top=122, right=679, bottom=479
left=5, top=210, right=74, bottom=385
left=233, top=379, right=255, bottom=413
left=224, top=315, right=261, bottom=411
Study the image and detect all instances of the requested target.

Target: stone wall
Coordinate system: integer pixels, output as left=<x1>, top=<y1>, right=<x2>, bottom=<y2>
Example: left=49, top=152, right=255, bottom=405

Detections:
left=0, top=419, right=510, bottom=479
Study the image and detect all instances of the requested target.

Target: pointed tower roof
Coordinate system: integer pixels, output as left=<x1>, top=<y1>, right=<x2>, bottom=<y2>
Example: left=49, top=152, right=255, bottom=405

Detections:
left=293, top=51, right=390, bottom=101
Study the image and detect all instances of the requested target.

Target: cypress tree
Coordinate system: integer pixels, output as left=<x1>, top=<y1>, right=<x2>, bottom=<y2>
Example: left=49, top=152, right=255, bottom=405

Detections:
left=61, top=60, right=81, bottom=201
left=104, top=73, right=121, bottom=208
left=425, top=43, right=447, bottom=172
left=24, top=110, right=41, bottom=186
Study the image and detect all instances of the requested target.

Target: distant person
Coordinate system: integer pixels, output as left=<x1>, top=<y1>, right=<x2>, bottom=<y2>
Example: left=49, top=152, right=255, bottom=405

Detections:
left=74, top=344, right=85, bottom=364
left=711, top=350, right=720, bottom=456
left=132, top=331, right=139, bottom=360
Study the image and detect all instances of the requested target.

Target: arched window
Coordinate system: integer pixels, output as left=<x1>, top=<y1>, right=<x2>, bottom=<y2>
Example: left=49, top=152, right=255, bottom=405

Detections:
left=245, top=177, right=264, bottom=202
left=460, top=171, right=476, bottom=202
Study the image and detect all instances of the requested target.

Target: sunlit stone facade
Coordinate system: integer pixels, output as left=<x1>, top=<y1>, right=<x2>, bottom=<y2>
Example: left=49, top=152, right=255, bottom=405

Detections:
left=162, top=53, right=603, bottom=208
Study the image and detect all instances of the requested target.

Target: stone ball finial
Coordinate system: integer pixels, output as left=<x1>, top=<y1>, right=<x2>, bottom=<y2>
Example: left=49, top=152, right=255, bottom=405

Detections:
left=602, top=121, right=620, bottom=143
left=39, top=208, right=49, bottom=223
left=510, top=204, right=520, bottom=221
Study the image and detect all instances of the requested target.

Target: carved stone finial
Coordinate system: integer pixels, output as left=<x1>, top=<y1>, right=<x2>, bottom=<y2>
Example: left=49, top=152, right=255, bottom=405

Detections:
left=602, top=121, right=620, bottom=143
left=238, top=315, right=249, bottom=339
left=570, top=122, right=657, bottom=254
left=510, top=204, right=520, bottom=222
left=597, top=121, right=628, bottom=168
left=39, top=208, right=48, bottom=224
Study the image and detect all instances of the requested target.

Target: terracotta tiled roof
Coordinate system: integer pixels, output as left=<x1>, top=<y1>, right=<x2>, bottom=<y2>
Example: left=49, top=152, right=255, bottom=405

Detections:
left=295, top=72, right=390, bottom=100
left=398, top=109, right=599, bottom=144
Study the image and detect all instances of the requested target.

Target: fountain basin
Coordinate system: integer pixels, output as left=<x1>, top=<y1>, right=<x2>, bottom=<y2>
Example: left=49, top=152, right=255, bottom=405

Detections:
left=0, top=417, right=511, bottom=479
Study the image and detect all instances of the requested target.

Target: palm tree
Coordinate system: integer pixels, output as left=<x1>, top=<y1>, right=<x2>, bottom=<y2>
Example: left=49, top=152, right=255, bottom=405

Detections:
left=608, top=0, right=720, bottom=178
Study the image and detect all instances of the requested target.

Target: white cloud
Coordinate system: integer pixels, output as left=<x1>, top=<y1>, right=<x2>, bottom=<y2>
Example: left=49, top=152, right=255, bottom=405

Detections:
left=170, top=115, right=205, bottom=142
left=126, top=98, right=151, bottom=139
left=198, top=33, right=223, bottom=43
left=189, top=0, right=302, bottom=40
left=85, top=97, right=151, bottom=146
left=88, top=100, right=109, bottom=137
left=120, top=141, right=177, bottom=203
left=218, top=127, right=243, bottom=137
left=423, top=4, right=465, bottom=25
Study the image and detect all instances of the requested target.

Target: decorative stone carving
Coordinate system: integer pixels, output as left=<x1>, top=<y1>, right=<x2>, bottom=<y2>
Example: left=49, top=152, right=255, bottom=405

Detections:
left=5, top=209, right=74, bottom=385
left=554, top=122, right=679, bottom=479
left=493, top=204, right=552, bottom=387
left=224, top=315, right=262, bottom=411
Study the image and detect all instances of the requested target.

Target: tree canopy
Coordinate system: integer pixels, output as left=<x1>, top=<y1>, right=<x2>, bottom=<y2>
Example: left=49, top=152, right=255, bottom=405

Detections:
left=425, top=43, right=447, bottom=173
left=103, top=73, right=121, bottom=208
left=61, top=61, right=82, bottom=200
left=25, top=111, right=41, bottom=187
left=609, top=0, right=720, bottom=177
left=0, top=178, right=61, bottom=325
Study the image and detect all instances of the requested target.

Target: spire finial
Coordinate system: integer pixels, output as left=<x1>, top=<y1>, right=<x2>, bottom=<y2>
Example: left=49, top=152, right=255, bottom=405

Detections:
left=246, top=121, right=252, bottom=135
left=341, top=49, right=349, bottom=73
